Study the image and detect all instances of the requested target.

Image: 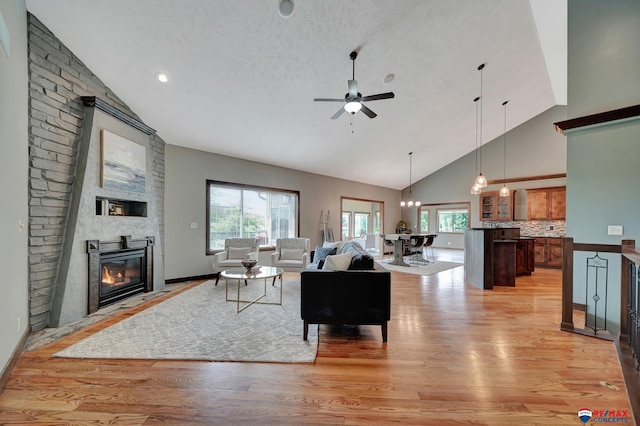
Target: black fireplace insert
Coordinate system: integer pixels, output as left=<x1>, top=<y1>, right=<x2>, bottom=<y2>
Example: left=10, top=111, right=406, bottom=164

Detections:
left=87, top=235, right=154, bottom=313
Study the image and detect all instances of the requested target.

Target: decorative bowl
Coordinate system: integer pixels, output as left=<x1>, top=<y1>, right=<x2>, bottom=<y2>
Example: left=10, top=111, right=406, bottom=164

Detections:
left=241, top=259, right=257, bottom=271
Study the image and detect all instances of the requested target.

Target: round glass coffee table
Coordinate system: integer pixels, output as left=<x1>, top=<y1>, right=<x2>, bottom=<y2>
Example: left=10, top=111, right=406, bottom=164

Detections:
left=220, top=266, right=284, bottom=313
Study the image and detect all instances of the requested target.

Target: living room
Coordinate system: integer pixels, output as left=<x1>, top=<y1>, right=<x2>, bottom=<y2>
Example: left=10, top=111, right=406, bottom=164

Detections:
left=1, top=0, right=640, bottom=423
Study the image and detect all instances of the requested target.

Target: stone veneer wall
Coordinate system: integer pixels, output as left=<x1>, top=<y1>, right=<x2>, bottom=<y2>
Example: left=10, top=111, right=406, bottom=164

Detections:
left=27, top=14, right=165, bottom=331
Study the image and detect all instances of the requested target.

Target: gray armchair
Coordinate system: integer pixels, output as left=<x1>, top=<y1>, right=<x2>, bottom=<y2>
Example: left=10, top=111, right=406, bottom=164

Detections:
left=271, top=238, right=310, bottom=273
left=213, top=238, right=260, bottom=285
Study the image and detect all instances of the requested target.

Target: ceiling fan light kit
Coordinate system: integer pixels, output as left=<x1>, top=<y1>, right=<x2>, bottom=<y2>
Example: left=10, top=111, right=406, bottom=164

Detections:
left=313, top=51, right=395, bottom=120
left=344, top=100, right=362, bottom=114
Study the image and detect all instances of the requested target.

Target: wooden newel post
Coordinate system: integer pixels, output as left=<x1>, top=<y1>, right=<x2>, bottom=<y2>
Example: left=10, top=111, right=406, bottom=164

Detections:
left=620, top=239, right=635, bottom=339
left=561, top=237, right=574, bottom=331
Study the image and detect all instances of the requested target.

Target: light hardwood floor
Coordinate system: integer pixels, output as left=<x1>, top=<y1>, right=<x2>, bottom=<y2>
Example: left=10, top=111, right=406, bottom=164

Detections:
left=0, top=253, right=634, bottom=425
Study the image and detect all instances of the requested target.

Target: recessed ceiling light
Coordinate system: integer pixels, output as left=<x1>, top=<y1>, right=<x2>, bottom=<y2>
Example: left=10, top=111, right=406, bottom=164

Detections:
left=383, top=73, right=395, bottom=84
left=155, top=72, right=168, bottom=83
left=277, top=0, right=294, bottom=18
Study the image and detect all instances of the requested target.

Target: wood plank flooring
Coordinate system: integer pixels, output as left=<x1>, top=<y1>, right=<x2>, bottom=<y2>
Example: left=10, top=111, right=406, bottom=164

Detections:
left=0, top=257, right=634, bottom=425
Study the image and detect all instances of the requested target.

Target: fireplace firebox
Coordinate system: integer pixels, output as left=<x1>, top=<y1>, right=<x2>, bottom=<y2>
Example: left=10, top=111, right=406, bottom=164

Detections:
left=87, top=235, right=154, bottom=314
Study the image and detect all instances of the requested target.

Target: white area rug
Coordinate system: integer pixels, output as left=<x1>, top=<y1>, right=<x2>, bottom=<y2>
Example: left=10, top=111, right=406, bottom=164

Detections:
left=376, top=259, right=462, bottom=276
left=53, top=276, right=318, bottom=363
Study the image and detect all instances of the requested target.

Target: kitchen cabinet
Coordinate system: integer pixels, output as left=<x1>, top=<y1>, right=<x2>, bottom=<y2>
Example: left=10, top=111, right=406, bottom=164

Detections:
left=516, top=238, right=535, bottom=275
left=480, top=191, right=515, bottom=221
left=494, top=240, right=516, bottom=286
left=534, top=237, right=563, bottom=268
left=527, top=187, right=566, bottom=220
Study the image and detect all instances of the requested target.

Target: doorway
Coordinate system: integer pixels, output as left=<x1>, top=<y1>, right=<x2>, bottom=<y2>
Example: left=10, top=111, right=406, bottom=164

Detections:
left=340, top=196, right=384, bottom=254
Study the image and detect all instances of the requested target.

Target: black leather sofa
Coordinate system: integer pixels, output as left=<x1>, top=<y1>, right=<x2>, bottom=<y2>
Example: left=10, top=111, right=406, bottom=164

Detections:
left=301, top=242, right=391, bottom=342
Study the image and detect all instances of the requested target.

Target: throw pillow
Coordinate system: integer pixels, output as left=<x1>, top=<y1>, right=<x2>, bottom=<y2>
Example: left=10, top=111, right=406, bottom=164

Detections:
left=281, top=248, right=304, bottom=260
left=322, top=240, right=343, bottom=251
left=312, top=246, right=336, bottom=263
left=322, top=251, right=353, bottom=271
left=228, top=247, right=251, bottom=259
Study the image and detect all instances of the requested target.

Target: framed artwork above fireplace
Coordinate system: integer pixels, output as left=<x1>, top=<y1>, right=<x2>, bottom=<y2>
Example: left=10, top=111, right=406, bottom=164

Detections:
left=101, top=129, right=146, bottom=194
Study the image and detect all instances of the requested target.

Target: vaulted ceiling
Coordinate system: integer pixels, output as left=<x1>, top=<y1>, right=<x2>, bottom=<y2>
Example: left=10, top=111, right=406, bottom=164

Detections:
left=26, top=0, right=566, bottom=190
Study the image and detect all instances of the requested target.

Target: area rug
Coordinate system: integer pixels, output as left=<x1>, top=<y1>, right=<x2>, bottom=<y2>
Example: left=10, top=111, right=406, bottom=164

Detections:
left=376, top=259, right=462, bottom=276
left=53, top=276, right=318, bottom=363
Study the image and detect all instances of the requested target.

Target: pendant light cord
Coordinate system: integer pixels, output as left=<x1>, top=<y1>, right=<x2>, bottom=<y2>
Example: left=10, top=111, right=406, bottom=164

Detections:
left=503, top=100, right=508, bottom=180
left=479, top=65, right=484, bottom=174
left=474, top=96, right=480, bottom=176
left=409, top=152, right=413, bottom=197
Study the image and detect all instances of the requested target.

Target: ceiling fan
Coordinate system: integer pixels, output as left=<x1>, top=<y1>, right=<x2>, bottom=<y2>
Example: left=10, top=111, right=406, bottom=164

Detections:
left=314, top=51, right=395, bottom=119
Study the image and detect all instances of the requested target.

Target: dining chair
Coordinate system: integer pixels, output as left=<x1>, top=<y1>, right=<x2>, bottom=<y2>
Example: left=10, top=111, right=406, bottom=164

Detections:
left=423, top=235, right=436, bottom=263
left=408, top=235, right=426, bottom=265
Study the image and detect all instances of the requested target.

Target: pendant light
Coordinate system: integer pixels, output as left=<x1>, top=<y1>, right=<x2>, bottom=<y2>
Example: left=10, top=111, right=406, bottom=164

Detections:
left=401, top=152, right=420, bottom=207
left=471, top=96, right=482, bottom=194
left=499, top=100, right=511, bottom=197
left=473, top=63, right=488, bottom=189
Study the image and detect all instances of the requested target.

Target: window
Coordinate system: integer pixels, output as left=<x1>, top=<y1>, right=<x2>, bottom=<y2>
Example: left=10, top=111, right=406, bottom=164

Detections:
left=353, top=212, right=369, bottom=237
left=342, top=212, right=351, bottom=240
left=419, top=208, right=429, bottom=233
left=437, top=208, right=469, bottom=233
left=206, top=181, right=299, bottom=253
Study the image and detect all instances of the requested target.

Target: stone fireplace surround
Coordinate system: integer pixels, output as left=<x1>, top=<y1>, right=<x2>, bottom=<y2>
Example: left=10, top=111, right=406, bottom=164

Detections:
left=48, top=98, right=165, bottom=327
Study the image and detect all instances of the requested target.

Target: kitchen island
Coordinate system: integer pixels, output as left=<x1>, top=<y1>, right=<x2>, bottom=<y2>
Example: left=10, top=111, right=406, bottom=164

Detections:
left=464, top=228, right=535, bottom=290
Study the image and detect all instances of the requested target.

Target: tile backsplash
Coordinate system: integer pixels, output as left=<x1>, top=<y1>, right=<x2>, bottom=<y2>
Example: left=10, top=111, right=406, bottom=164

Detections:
left=484, top=220, right=566, bottom=237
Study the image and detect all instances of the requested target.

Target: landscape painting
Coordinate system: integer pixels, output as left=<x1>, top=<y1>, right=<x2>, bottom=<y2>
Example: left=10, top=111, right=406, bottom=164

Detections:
left=101, top=130, right=146, bottom=194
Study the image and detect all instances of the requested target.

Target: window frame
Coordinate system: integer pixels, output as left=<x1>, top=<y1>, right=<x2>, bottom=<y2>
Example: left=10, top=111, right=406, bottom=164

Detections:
left=419, top=207, right=430, bottom=234
left=206, top=180, right=300, bottom=255
left=436, top=207, right=469, bottom=234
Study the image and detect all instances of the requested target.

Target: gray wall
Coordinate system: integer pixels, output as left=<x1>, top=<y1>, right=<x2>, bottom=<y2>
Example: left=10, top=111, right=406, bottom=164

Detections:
left=0, top=0, right=29, bottom=378
left=164, top=145, right=400, bottom=280
left=566, top=0, right=640, bottom=333
left=403, top=105, right=568, bottom=248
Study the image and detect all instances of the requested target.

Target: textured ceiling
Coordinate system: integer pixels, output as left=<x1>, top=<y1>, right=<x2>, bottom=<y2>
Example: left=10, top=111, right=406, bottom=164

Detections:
left=26, top=0, right=566, bottom=190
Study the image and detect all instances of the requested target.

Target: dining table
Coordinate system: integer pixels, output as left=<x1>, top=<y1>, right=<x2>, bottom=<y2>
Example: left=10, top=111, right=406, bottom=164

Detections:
left=381, top=233, right=436, bottom=267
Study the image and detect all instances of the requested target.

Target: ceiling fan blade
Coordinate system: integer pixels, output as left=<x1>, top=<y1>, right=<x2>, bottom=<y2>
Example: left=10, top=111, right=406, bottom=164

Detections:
left=331, top=107, right=346, bottom=120
left=360, top=104, right=377, bottom=119
left=348, top=80, right=358, bottom=98
left=314, top=98, right=345, bottom=102
left=361, top=92, right=395, bottom=102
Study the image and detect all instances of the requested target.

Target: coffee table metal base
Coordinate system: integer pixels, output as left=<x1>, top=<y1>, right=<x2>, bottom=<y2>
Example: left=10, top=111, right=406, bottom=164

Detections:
left=221, top=266, right=284, bottom=313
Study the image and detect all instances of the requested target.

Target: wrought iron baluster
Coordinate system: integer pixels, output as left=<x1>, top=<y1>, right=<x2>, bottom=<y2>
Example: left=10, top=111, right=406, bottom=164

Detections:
left=585, top=253, right=609, bottom=334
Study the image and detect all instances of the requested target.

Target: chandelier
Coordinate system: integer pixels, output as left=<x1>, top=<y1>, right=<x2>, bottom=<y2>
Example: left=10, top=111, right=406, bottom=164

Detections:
left=400, top=152, right=420, bottom=207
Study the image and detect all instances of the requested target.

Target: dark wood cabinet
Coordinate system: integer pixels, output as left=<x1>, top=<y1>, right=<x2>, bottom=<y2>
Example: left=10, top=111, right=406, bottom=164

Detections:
left=534, top=237, right=562, bottom=268
left=526, top=187, right=566, bottom=220
left=480, top=191, right=515, bottom=221
left=493, top=240, right=516, bottom=286
left=516, top=238, right=535, bottom=275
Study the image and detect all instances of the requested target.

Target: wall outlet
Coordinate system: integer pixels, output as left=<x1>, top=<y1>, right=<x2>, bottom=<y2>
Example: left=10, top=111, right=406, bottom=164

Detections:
left=607, top=225, right=623, bottom=236
left=190, top=222, right=197, bottom=229
left=17, top=317, right=20, bottom=332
